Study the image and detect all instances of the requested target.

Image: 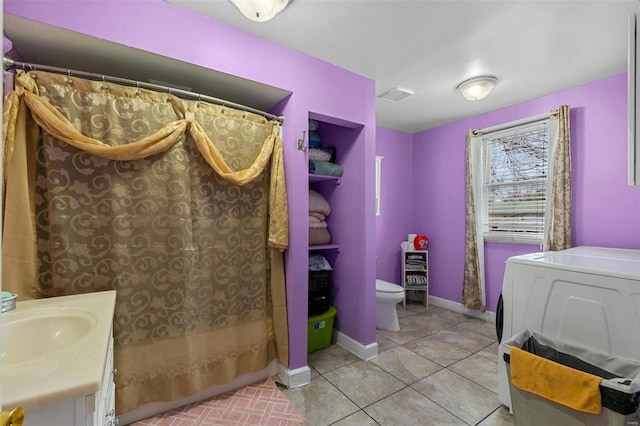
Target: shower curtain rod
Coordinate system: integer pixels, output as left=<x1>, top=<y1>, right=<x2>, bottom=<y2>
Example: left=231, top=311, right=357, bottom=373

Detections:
left=3, top=56, right=285, bottom=123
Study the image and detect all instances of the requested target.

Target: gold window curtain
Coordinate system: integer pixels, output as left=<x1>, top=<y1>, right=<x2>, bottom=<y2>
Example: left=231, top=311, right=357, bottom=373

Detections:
left=545, top=105, right=572, bottom=251
left=2, top=70, right=289, bottom=414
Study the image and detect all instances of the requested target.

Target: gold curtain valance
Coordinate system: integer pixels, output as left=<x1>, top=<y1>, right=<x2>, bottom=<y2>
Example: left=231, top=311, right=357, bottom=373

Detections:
left=2, top=70, right=288, bottom=250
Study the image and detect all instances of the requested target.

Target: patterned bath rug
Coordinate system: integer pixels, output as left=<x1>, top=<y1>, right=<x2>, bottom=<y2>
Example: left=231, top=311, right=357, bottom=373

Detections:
left=132, top=377, right=305, bottom=426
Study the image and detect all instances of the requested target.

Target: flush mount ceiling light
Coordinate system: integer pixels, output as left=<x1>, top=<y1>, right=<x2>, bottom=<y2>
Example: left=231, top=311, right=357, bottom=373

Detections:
left=230, top=0, right=290, bottom=22
left=378, top=87, right=414, bottom=102
left=455, top=75, right=499, bottom=101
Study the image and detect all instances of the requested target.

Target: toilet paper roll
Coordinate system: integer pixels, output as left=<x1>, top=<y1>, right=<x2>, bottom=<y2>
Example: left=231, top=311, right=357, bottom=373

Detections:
left=408, top=234, right=417, bottom=244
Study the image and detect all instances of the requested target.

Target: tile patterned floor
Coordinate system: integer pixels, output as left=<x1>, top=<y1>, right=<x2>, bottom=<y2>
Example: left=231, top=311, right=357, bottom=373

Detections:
left=281, top=303, right=514, bottom=426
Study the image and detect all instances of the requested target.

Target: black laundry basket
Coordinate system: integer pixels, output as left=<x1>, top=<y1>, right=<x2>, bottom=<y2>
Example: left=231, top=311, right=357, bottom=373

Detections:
left=501, top=329, right=640, bottom=426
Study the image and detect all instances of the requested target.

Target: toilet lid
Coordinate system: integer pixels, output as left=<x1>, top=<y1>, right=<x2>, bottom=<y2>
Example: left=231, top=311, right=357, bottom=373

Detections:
left=376, top=280, right=403, bottom=293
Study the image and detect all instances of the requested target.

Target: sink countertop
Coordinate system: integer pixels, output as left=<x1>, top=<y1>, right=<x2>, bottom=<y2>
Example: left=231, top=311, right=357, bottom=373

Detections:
left=1, top=290, right=116, bottom=411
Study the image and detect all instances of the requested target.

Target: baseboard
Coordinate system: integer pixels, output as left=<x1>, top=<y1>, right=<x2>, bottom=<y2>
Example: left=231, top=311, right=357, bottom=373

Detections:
left=428, top=295, right=496, bottom=323
left=277, top=364, right=311, bottom=389
left=332, top=329, right=379, bottom=360
left=279, top=331, right=378, bottom=389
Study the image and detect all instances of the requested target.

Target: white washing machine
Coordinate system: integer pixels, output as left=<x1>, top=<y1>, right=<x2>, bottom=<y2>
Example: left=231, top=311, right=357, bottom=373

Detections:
left=497, top=246, right=640, bottom=409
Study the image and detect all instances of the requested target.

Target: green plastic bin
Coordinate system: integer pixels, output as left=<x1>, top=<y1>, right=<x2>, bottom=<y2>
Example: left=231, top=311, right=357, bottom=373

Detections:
left=307, top=306, right=337, bottom=353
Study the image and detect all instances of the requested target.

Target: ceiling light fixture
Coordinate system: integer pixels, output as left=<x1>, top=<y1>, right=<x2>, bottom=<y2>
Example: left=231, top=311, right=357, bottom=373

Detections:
left=230, top=0, right=290, bottom=22
left=455, top=75, right=499, bottom=101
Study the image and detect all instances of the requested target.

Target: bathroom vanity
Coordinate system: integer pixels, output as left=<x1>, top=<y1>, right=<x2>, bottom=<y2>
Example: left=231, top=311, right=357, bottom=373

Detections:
left=1, top=291, right=117, bottom=426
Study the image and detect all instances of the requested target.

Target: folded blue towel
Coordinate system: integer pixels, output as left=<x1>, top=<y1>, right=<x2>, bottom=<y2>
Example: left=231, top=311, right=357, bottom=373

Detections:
left=309, top=160, right=343, bottom=177
left=309, top=131, right=323, bottom=148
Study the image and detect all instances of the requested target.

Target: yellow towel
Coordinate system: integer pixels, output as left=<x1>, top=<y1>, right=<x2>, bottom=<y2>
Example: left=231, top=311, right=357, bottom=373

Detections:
left=510, top=346, right=602, bottom=414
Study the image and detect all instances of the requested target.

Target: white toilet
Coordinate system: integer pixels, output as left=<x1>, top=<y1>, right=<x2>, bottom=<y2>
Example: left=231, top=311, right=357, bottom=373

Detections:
left=375, top=279, right=405, bottom=331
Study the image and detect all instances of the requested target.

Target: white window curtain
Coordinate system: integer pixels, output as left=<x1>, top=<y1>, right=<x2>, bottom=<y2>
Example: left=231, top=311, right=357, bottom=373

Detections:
left=462, top=130, right=486, bottom=312
left=544, top=106, right=572, bottom=251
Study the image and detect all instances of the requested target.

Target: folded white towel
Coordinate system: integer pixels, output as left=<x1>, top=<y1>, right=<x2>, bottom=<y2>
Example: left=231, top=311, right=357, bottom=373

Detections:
left=309, top=215, right=321, bottom=224
left=309, top=190, right=331, bottom=215
left=309, top=211, right=326, bottom=221
left=309, top=220, right=328, bottom=229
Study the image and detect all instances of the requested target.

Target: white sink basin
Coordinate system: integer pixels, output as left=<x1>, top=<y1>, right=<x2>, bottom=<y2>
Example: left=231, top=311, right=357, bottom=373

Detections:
left=1, top=291, right=116, bottom=411
left=1, top=308, right=97, bottom=365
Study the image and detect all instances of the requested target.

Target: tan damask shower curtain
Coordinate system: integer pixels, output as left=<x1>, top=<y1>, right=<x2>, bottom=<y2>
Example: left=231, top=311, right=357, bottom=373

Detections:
left=3, top=70, right=289, bottom=414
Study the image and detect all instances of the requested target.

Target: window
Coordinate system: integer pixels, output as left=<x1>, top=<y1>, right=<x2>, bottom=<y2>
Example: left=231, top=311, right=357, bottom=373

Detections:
left=375, top=156, right=383, bottom=216
left=482, top=120, right=549, bottom=244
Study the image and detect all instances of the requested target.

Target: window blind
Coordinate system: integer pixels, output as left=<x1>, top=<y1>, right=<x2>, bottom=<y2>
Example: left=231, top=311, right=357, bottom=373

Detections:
left=483, top=120, right=549, bottom=244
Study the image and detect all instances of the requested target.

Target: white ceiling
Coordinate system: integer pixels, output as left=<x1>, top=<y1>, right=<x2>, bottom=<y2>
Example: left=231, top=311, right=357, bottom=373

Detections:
left=168, top=0, right=639, bottom=133
left=5, top=1, right=639, bottom=134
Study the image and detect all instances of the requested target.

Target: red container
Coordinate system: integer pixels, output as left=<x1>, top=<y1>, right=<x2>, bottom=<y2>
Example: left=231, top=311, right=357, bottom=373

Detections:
left=414, top=235, right=429, bottom=250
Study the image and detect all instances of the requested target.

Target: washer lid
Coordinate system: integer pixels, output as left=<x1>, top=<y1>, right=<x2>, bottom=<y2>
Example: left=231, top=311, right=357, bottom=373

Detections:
left=376, top=280, right=403, bottom=293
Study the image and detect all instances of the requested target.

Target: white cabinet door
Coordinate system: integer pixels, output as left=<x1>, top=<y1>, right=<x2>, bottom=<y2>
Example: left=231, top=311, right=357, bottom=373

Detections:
left=23, top=330, right=115, bottom=426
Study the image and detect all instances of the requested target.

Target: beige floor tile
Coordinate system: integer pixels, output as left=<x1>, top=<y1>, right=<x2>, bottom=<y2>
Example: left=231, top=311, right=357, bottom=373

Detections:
left=370, top=346, right=441, bottom=384
left=418, top=307, right=470, bottom=324
left=376, top=328, right=427, bottom=345
left=365, top=387, right=467, bottom=426
left=412, top=369, right=501, bottom=425
left=404, top=334, right=473, bottom=367
left=433, top=326, right=496, bottom=353
left=323, top=360, right=406, bottom=408
left=310, top=365, right=320, bottom=379
left=476, top=406, right=514, bottom=426
left=396, top=306, right=418, bottom=320
left=400, top=313, right=451, bottom=333
left=375, top=332, right=398, bottom=353
left=282, top=375, right=359, bottom=426
left=308, top=343, right=360, bottom=374
left=332, top=410, right=379, bottom=426
left=377, top=316, right=450, bottom=345
left=477, top=342, right=500, bottom=364
left=449, top=353, right=499, bottom=392
left=457, top=317, right=498, bottom=338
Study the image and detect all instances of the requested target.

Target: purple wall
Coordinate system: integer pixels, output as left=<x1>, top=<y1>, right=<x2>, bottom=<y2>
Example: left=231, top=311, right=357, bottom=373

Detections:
left=412, top=73, right=640, bottom=313
left=5, top=0, right=378, bottom=371
left=375, top=126, right=414, bottom=283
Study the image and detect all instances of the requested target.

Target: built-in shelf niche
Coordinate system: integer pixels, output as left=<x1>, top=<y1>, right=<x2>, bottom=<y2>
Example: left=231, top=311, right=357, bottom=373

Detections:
left=307, top=111, right=365, bottom=339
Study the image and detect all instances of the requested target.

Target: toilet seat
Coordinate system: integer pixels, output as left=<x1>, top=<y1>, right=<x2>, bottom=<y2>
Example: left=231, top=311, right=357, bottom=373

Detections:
left=376, top=279, right=404, bottom=293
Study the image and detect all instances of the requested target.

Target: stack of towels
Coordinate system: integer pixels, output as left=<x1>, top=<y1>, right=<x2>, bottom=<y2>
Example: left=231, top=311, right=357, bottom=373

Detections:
left=309, top=189, right=331, bottom=245
left=308, top=119, right=343, bottom=177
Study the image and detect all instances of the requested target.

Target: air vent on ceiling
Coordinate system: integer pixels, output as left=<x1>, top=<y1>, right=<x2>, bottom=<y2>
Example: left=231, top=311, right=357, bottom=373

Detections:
left=378, top=87, right=414, bottom=102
